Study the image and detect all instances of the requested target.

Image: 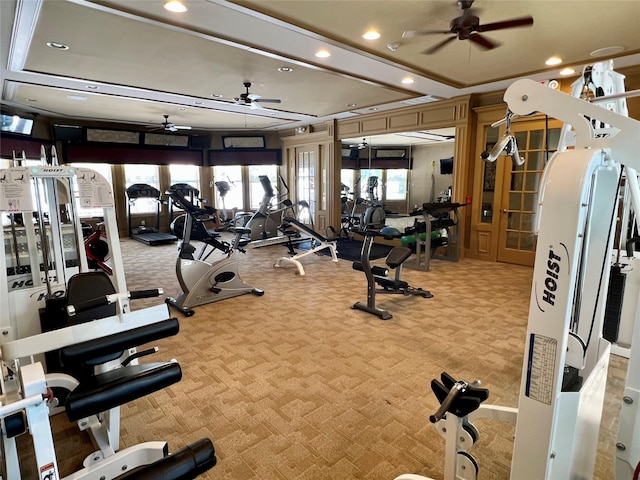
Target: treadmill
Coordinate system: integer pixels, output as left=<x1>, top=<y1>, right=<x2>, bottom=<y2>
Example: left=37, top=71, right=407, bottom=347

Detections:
left=125, top=183, right=177, bottom=246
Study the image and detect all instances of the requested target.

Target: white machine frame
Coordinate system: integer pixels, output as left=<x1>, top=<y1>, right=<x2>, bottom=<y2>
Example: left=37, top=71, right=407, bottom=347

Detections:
left=395, top=69, right=640, bottom=479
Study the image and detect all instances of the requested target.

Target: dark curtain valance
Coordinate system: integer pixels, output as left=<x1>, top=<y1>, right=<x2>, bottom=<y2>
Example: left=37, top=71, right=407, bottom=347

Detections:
left=0, top=133, right=53, bottom=160
left=65, top=144, right=203, bottom=165
left=342, top=156, right=413, bottom=170
left=208, top=149, right=282, bottom=166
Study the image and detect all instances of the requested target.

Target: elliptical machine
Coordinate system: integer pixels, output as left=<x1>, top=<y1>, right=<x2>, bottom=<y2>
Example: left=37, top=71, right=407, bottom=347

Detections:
left=164, top=186, right=264, bottom=317
left=360, top=176, right=386, bottom=229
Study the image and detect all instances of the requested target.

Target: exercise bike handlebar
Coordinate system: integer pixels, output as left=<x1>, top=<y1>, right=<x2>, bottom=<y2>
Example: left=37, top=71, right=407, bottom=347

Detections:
left=67, top=289, right=163, bottom=316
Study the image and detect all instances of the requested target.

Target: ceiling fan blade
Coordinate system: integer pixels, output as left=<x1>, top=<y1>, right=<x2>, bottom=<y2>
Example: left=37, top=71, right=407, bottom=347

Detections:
left=468, top=33, right=499, bottom=50
left=422, top=35, right=457, bottom=54
left=403, top=29, right=450, bottom=38
left=173, top=125, right=192, bottom=130
left=478, top=16, right=534, bottom=32
left=254, top=98, right=281, bottom=104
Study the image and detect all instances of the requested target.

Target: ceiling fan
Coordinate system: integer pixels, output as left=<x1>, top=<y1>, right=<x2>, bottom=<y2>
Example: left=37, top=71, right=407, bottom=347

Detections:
left=234, top=82, right=281, bottom=108
left=348, top=138, right=369, bottom=150
left=402, top=0, right=534, bottom=54
left=146, top=114, right=191, bottom=132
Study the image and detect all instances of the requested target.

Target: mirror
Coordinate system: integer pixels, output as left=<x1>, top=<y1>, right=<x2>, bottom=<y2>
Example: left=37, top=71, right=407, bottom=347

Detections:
left=341, top=128, right=456, bottom=218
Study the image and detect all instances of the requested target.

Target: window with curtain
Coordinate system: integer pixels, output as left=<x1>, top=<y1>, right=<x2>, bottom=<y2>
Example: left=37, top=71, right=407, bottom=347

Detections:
left=124, top=164, right=160, bottom=214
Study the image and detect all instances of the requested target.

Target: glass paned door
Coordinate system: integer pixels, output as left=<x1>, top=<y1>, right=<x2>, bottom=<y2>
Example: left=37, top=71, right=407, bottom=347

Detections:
left=297, top=148, right=316, bottom=224
left=497, top=122, right=561, bottom=266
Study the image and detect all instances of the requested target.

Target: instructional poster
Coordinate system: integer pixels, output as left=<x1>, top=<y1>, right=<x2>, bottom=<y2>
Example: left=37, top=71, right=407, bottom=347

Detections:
left=75, top=167, right=114, bottom=208
left=0, top=167, right=34, bottom=212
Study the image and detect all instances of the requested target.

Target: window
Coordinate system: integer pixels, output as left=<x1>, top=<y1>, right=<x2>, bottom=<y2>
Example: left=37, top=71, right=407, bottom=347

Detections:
left=212, top=165, right=243, bottom=212
left=124, top=164, right=160, bottom=214
left=70, top=163, right=113, bottom=218
left=249, top=165, right=278, bottom=210
left=385, top=169, right=408, bottom=201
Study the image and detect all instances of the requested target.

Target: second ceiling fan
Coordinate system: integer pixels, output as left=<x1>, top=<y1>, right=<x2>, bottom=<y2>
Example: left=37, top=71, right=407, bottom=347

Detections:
left=234, top=82, right=281, bottom=108
left=403, top=0, right=534, bottom=54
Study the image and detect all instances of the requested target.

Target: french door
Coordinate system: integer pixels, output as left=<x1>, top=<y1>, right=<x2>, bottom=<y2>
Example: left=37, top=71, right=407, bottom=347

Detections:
left=496, top=120, right=561, bottom=265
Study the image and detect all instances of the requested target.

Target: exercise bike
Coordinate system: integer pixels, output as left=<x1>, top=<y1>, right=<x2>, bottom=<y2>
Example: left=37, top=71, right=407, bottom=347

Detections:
left=352, top=227, right=432, bottom=320
left=164, top=185, right=264, bottom=317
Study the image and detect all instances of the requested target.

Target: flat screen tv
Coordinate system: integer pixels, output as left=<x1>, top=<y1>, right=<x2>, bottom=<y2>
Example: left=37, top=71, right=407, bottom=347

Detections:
left=440, top=157, right=454, bottom=175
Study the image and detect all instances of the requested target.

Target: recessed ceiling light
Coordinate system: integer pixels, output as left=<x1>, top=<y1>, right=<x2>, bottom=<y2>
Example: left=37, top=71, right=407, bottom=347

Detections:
left=278, top=67, right=294, bottom=73
left=46, top=42, right=69, bottom=50
left=590, top=46, right=626, bottom=57
left=369, top=107, right=378, bottom=111
left=163, top=0, right=187, bottom=13
left=86, top=85, right=99, bottom=90
left=178, top=107, right=187, bottom=111
left=559, top=67, right=575, bottom=76
left=363, top=30, right=381, bottom=40
left=346, top=103, right=357, bottom=108
left=194, top=100, right=204, bottom=105
left=545, top=56, right=563, bottom=66
left=401, top=77, right=415, bottom=84
left=26, top=98, right=37, bottom=102
left=210, top=93, right=223, bottom=98
left=66, top=95, right=87, bottom=101
left=315, top=50, right=331, bottom=58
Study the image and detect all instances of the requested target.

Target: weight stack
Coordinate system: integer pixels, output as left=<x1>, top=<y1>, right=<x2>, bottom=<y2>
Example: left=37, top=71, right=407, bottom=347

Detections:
left=603, top=265, right=626, bottom=343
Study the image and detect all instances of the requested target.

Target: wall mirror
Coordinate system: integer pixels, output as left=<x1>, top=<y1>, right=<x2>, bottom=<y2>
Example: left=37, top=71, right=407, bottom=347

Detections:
left=340, top=127, right=456, bottom=219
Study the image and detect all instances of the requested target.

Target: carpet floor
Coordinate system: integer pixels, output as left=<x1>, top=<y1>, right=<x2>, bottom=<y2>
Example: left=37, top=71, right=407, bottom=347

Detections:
left=17, top=235, right=628, bottom=479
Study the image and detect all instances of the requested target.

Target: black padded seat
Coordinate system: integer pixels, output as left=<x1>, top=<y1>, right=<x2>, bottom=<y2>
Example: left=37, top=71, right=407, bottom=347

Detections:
left=375, top=277, right=409, bottom=290
left=66, top=362, right=182, bottom=422
left=115, top=438, right=217, bottom=479
left=385, top=247, right=412, bottom=269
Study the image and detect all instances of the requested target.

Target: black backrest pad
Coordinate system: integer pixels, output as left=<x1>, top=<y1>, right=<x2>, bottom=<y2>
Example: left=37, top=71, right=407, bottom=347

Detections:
left=385, top=247, right=412, bottom=269
left=60, top=318, right=180, bottom=367
left=67, top=271, right=117, bottom=325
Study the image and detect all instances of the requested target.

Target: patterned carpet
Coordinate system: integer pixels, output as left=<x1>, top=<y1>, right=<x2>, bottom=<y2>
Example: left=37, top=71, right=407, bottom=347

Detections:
left=18, top=235, right=627, bottom=479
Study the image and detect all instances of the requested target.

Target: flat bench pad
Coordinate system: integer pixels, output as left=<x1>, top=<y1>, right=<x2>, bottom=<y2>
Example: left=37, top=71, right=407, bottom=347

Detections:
left=66, top=362, right=182, bottom=422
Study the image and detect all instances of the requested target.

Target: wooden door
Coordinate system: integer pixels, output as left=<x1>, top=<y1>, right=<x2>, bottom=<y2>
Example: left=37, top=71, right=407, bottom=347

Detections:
left=496, top=120, right=561, bottom=266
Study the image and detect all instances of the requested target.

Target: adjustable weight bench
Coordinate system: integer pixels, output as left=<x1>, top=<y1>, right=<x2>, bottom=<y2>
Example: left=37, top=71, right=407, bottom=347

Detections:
left=352, top=229, right=432, bottom=320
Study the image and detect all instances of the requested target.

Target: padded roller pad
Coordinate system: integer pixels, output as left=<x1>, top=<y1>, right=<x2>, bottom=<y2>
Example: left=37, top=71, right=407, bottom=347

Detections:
left=375, top=278, right=409, bottom=290
left=60, top=318, right=179, bottom=367
left=66, top=362, right=182, bottom=422
left=115, top=438, right=217, bottom=479
left=352, top=262, right=389, bottom=277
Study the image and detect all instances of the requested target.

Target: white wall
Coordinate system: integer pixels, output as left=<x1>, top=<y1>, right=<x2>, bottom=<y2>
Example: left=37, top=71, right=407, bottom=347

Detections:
left=408, top=143, right=455, bottom=209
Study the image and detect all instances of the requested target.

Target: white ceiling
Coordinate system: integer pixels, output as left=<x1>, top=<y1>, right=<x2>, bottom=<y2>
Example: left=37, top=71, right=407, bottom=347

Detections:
left=2, top=0, right=640, bottom=134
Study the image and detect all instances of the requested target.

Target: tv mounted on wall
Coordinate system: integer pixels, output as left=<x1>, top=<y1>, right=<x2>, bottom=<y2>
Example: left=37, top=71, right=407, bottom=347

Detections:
left=440, top=157, right=454, bottom=175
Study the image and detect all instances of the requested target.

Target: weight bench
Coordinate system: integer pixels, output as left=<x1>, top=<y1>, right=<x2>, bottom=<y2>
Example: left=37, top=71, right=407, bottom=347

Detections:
left=274, top=217, right=339, bottom=275
left=352, top=229, right=432, bottom=320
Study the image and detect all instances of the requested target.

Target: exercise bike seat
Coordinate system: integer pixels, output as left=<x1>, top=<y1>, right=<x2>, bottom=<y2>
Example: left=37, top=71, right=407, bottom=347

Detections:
left=385, top=246, right=412, bottom=269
